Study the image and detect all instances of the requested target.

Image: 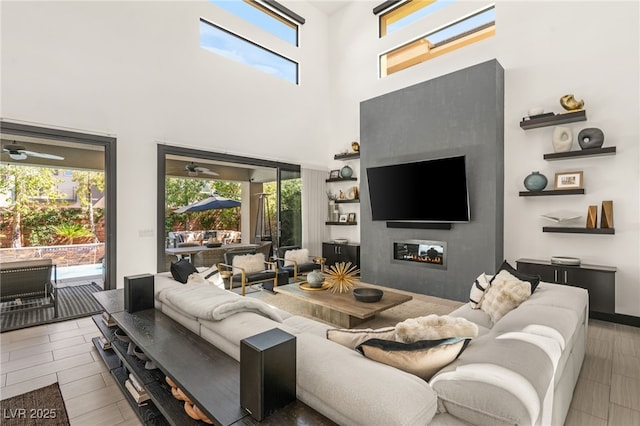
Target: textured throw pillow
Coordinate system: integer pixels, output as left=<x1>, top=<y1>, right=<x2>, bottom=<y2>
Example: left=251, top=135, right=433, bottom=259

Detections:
left=284, top=248, right=309, bottom=267
left=492, top=260, right=541, bottom=293
left=170, top=259, right=198, bottom=284
left=357, top=338, right=471, bottom=381
left=395, top=315, right=478, bottom=343
left=469, top=273, right=491, bottom=309
left=327, top=327, right=397, bottom=350
left=232, top=253, right=265, bottom=275
left=481, top=270, right=532, bottom=323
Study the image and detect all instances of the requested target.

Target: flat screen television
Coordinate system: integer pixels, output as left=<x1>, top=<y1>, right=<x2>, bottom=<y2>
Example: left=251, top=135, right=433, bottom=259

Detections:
left=366, top=155, right=470, bottom=222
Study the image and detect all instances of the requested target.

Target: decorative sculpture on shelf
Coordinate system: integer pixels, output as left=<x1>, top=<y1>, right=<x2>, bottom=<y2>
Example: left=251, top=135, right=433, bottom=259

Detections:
left=552, top=126, right=573, bottom=152
left=560, top=94, right=584, bottom=111
left=351, top=141, right=360, bottom=152
left=578, top=128, right=604, bottom=149
left=524, top=171, right=548, bottom=191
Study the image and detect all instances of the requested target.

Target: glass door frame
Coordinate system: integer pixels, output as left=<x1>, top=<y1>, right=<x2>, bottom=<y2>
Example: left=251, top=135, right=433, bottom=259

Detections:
left=156, top=144, right=300, bottom=271
left=0, top=120, right=117, bottom=290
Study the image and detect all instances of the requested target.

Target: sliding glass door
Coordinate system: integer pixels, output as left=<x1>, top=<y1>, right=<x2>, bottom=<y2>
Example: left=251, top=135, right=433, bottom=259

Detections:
left=157, top=145, right=301, bottom=271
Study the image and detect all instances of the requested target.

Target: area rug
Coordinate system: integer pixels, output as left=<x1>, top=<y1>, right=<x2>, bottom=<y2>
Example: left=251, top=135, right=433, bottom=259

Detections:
left=1, top=282, right=104, bottom=332
left=249, top=285, right=464, bottom=329
left=0, top=383, right=69, bottom=426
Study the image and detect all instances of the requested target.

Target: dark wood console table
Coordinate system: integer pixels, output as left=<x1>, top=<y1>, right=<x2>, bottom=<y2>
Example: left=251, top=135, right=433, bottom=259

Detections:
left=91, top=289, right=334, bottom=425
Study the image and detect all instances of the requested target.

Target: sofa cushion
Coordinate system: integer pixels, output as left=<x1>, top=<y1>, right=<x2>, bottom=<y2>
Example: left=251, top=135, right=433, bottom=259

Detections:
left=448, top=304, right=494, bottom=332
left=481, top=270, right=532, bottom=323
left=493, top=260, right=541, bottom=293
left=296, top=332, right=438, bottom=426
left=281, top=315, right=332, bottom=337
left=170, top=259, right=198, bottom=284
left=357, top=337, right=470, bottom=381
left=468, top=272, right=491, bottom=309
left=327, top=327, right=396, bottom=350
left=283, top=248, right=309, bottom=267
left=395, top=315, right=478, bottom=343
left=431, top=336, right=555, bottom=426
left=232, top=253, right=265, bottom=275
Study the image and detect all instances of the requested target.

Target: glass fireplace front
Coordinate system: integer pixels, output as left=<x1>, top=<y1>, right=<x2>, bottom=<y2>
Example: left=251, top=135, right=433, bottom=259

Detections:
left=392, top=240, right=447, bottom=269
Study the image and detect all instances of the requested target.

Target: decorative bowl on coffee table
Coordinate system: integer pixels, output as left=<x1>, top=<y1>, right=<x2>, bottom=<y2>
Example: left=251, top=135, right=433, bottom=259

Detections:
left=353, top=288, right=383, bottom=303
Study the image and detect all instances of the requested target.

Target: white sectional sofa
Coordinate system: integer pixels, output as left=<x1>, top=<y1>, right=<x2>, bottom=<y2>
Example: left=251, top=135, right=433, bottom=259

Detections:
left=153, top=271, right=588, bottom=426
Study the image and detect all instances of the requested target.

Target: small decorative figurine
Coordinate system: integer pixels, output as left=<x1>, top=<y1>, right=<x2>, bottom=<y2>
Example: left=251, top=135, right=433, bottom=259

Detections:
left=560, top=94, right=584, bottom=111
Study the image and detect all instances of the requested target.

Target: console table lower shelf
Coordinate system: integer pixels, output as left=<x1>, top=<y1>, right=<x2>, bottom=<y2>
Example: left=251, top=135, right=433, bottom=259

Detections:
left=91, top=290, right=334, bottom=426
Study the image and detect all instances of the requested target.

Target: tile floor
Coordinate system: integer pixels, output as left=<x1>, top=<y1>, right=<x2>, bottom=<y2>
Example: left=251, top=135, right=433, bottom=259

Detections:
left=0, top=314, right=638, bottom=425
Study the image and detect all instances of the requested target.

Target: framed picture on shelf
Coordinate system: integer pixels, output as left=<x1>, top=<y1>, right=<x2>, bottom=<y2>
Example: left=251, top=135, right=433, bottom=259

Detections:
left=339, top=214, right=348, bottom=222
left=329, top=169, right=340, bottom=179
left=347, top=213, right=356, bottom=222
left=554, top=171, right=583, bottom=190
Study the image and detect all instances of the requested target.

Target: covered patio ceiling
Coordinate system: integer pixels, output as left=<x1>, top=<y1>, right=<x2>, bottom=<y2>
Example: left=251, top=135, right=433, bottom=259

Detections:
left=1, top=132, right=278, bottom=184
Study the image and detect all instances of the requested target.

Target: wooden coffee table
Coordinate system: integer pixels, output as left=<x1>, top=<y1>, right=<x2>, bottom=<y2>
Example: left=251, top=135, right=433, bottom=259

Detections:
left=273, top=282, right=412, bottom=328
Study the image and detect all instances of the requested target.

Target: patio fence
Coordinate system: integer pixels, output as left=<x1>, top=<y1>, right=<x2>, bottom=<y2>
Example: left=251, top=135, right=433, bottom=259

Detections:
left=0, top=243, right=105, bottom=267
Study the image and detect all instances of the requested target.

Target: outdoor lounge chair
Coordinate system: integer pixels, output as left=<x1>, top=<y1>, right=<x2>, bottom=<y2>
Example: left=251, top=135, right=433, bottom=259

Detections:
left=0, top=258, right=58, bottom=317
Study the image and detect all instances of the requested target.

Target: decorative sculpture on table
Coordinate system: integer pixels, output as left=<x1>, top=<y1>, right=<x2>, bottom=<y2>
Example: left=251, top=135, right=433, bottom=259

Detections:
left=560, top=94, right=584, bottom=111
left=324, top=262, right=360, bottom=294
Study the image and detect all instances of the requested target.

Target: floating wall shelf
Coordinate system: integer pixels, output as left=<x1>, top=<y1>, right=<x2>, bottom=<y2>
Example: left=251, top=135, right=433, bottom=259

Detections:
left=543, top=146, right=616, bottom=161
left=325, top=221, right=357, bottom=226
left=334, top=152, right=360, bottom=160
left=520, top=110, right=587, bottom=130
left=335, top=199, right=359, bottom=204
left=519, top=189, right=585, bottom=196
left=326, top=177, right=357, bottom=183
left=543, top=227, right=615, bottom=235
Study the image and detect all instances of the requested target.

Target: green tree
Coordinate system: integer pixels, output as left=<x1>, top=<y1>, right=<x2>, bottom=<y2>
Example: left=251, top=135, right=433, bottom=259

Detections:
left=72, top=170, right=105, bottom=242
left=165, top=178, right=208, bottom=232
left=0, top=165, right=63, bottom=247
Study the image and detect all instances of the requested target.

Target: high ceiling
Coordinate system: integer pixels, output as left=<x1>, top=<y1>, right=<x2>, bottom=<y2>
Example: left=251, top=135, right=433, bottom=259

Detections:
left=308, top=1, right=349, bottom=16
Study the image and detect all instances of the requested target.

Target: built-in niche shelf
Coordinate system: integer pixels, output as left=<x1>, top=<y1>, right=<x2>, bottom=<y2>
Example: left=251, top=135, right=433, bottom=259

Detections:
left=325, top=221, right=357, bottom=226
left=335, top=199, right=359, bottom=204
left=326, top=177, right=357, bottom=183
left=543, top=226, right=615, bottom=235
left=334, top=152, right=360, bottom=160
left=520, top=110, right=587, bottom=130
left=543, top=146, right=616, bottom=160
left=519, top=189, right=585, bottom=196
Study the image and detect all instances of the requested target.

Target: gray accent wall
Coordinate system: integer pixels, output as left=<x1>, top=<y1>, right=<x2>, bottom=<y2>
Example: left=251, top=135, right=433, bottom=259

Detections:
left=360, top=59, right=504, bottom=302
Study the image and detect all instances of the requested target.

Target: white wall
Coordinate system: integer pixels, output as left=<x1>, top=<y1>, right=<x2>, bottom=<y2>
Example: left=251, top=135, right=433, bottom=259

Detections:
left=1, top=0, right=332, bottom=283
left=327, top=1, right=640, bottom=316
left=2, top=1, right=639, bottom=316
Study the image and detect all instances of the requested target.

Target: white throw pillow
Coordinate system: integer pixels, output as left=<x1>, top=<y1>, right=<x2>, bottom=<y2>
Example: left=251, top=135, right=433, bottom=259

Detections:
left=232, top=253, right=265, bottom=275
left=284, top=248, right=309, bottom=267
left=197, top=265, right=224, bottom=287
left=480, top=270, right=532, bottom=323
left=469, top=273, right=491, bottom=309
left=395, top=315, right=478, bottom=343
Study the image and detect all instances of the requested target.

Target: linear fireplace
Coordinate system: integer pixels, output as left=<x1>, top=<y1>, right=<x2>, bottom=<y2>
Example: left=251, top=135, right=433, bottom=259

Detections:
left=392, top=240, right=447, bottom=269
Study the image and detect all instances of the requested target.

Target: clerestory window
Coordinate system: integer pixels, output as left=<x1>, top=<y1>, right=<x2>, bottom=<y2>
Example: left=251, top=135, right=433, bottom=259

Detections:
left=201, top=1, right=303, bottom=84
left=378, top=2, right=496, bottom=77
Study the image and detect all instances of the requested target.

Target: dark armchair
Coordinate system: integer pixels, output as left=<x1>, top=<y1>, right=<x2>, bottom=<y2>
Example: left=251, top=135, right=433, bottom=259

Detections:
left=274, top=246, right=324, bottom=282
left=217, top=249, right=278, bottom=296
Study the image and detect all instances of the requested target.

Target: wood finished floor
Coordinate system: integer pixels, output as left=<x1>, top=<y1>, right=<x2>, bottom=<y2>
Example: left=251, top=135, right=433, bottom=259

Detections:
left=0, top=314, right=638, bottom=425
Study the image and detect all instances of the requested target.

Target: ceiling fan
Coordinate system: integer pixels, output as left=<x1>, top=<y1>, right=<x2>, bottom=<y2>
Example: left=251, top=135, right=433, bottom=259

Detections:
left=2, top=141, right=65, bottom=161
left=185, top=162, right=219, bottom=176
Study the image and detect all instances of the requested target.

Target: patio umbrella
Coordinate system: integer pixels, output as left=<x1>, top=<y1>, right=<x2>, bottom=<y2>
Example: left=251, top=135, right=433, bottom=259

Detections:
left=173, top=193, right=241, bottom=213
